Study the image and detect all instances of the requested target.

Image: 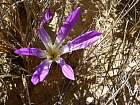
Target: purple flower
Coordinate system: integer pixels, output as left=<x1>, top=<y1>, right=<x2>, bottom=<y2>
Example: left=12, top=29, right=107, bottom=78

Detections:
left=15, top=7, right=102, bottom=85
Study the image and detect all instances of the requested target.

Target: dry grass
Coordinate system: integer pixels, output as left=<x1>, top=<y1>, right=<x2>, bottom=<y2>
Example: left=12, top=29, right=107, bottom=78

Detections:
left=0, top=0, right=140, bottom=105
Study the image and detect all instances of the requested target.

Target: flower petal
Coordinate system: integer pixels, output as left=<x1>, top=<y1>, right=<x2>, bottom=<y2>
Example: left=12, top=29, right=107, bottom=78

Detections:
left=55, top=7, right=81, bottom=44
left=62, top=31, right=102, bottom=54
left=57, top=58, right=75, bottom=80
left=31, top=60, right=52, bottom=85
left=40, top=8, right=53, bottom=26
left=15, top=48, right=46, bottom=58
left=38, top=26, right=51, bottom=48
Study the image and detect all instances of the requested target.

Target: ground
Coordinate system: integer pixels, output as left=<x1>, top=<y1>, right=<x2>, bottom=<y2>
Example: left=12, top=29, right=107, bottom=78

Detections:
left=0, top=0, right=140, bottom=105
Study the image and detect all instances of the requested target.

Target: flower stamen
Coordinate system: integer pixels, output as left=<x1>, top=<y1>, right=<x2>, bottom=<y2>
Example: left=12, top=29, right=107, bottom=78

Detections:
left=47, top=43, right=61, bottom=61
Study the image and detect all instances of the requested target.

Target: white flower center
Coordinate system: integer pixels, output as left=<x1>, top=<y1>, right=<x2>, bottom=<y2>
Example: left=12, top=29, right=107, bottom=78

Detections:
left=46, top=43, right=61, bottom=61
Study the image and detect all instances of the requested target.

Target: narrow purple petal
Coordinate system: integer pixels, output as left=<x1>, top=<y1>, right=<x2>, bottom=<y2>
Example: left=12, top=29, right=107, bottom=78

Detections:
left=40, top=8, right=53, bottom=26
left=55, top=7, right=81, bottom=44
left=14, top=48, right=46, bottom=58
left=31, top=60, right=52, bottom=85
left=62, top=31, right=102, bottom=54
left=38, top=26, right=51, bottom=48
left=57, top=58, right=75, bottom=80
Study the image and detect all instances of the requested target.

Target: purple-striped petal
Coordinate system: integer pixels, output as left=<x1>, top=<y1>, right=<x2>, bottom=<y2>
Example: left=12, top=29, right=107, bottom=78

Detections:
left=62, top=31, right=102, bottom=54
left=38, top=26, right=51, bottom=48
left=57, top=58, right=75, bottom=80
left=55, top=7, right=81, bottom=44
left=14, top=48, right=46, bottom=58
left=40, top=8, right=53, bottom=26
left=31, top=60, right=52, bottom=85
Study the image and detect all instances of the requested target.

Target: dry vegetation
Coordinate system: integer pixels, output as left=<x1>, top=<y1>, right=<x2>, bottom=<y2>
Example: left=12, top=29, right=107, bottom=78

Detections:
left=0, top=0, right=140, bottom=105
